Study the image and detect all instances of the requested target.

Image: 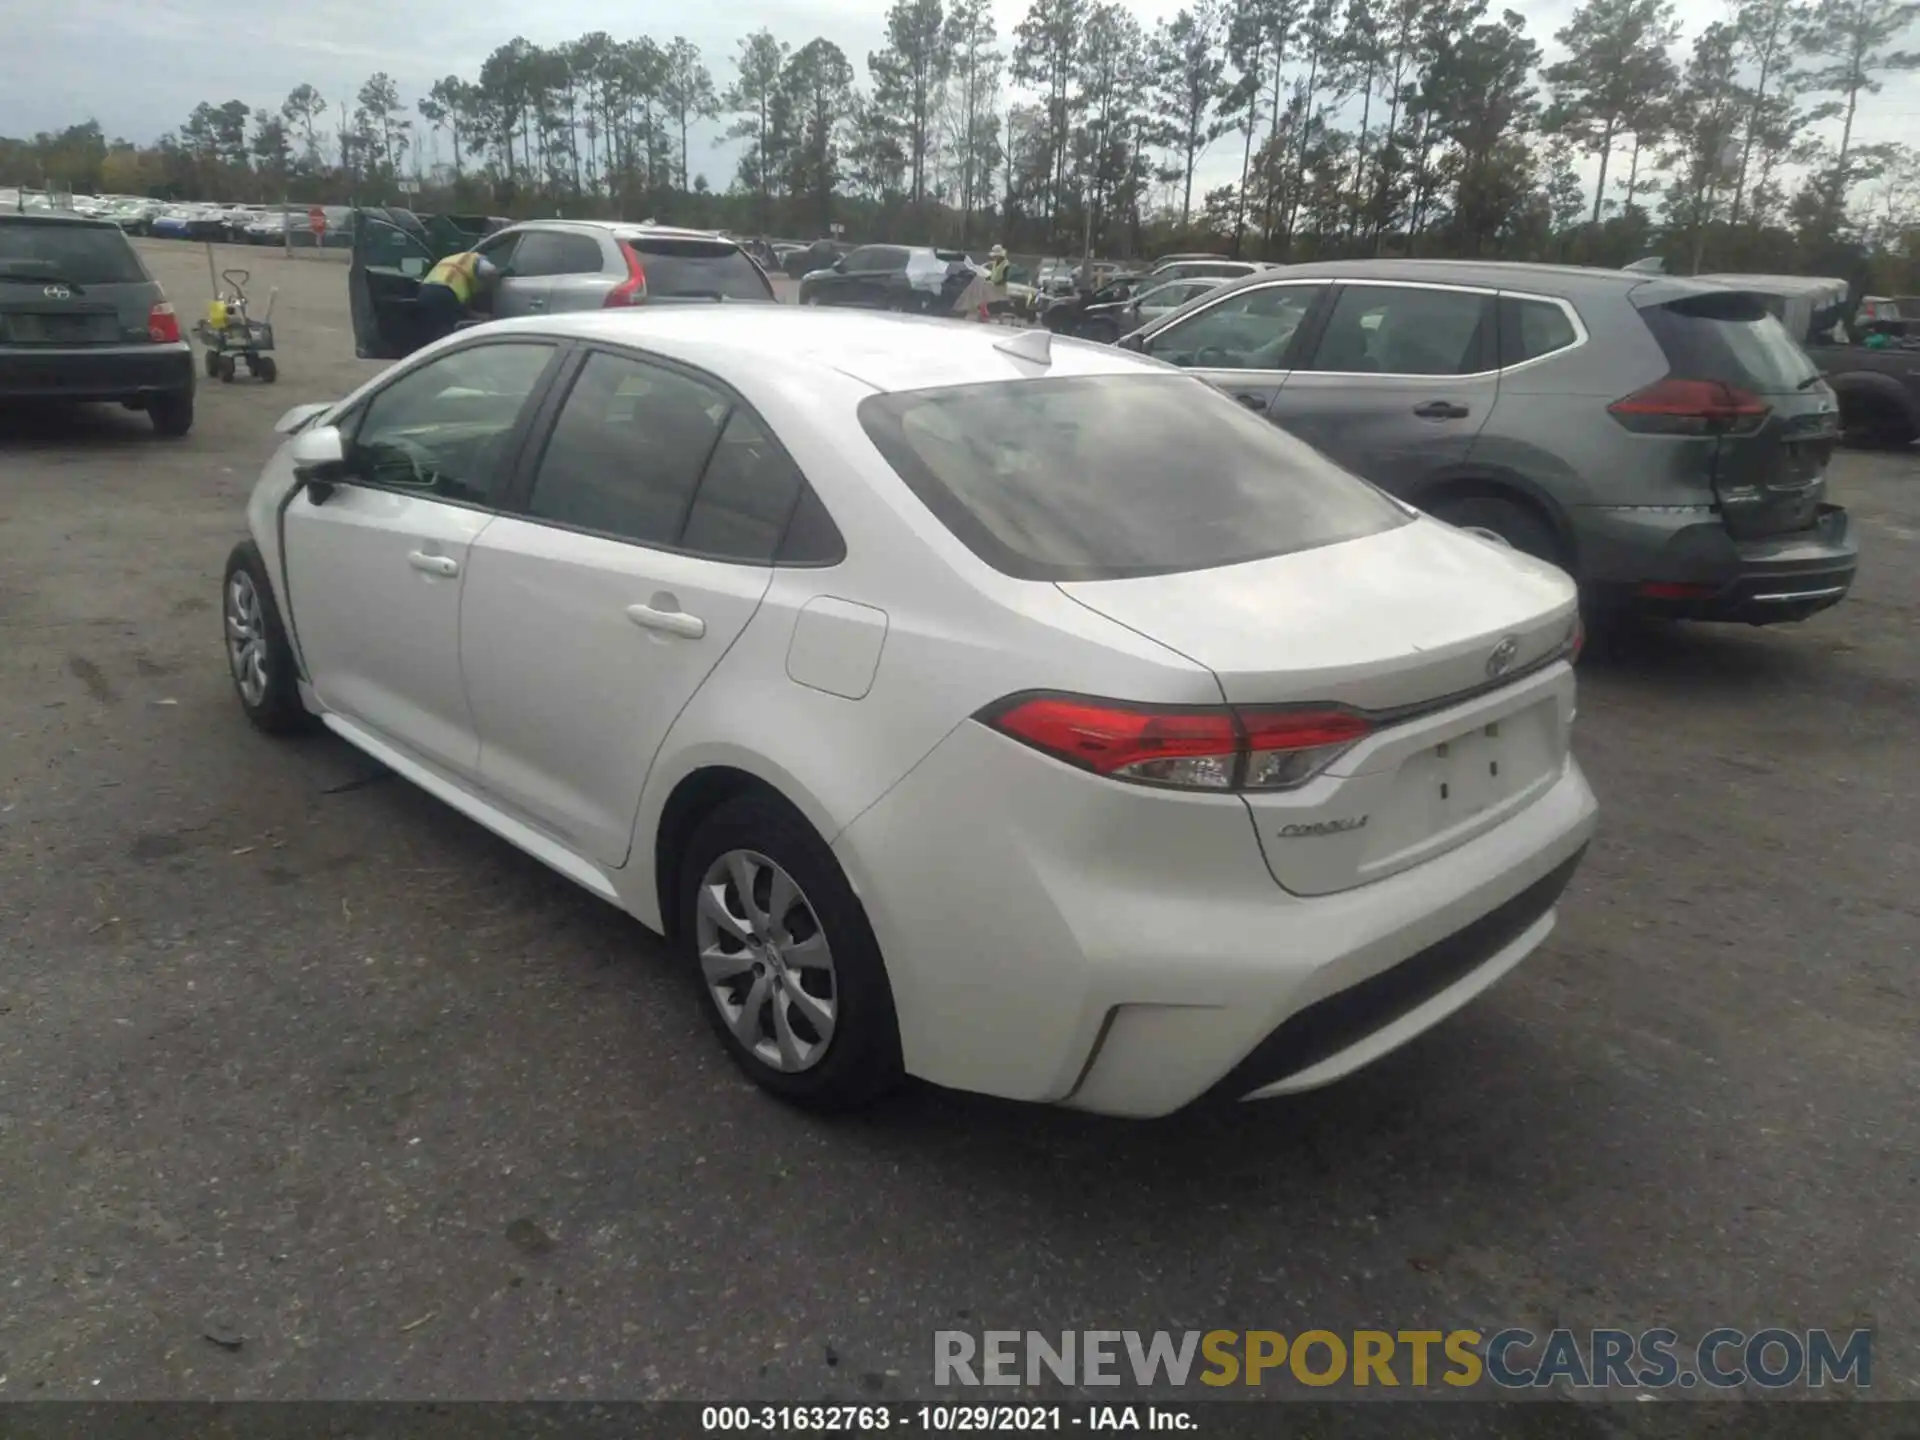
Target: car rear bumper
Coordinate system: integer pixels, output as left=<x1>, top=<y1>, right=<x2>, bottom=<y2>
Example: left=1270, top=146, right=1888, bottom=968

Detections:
left=833, top=721, right=1598, bottom=1117
left=1575, top=503, right=1857, bottom=624
left=0, top=342, right=195, bottom=402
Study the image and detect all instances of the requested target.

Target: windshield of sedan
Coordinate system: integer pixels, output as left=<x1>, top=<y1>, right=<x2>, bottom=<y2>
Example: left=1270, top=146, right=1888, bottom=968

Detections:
left=858, top=373, right=1409, bottom=581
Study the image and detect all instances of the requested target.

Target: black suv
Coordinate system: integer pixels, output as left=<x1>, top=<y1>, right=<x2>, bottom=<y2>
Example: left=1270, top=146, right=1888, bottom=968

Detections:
left=0, top=212, right=196, bottom=435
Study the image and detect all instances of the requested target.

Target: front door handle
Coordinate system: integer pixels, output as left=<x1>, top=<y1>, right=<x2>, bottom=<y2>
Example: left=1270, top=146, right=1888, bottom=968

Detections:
left=626, top=603, right=706, bottom=640
left=1413, top=400, right=1470, bottom=420
left=407, top=550, right=459, bottom=578
left=1233, top=392, right=1269, bottom=410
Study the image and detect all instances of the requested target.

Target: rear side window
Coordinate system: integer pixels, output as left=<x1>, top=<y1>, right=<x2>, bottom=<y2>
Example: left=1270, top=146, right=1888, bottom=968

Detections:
left=511, top=231, right=604, bottom=277
left=527, top=352, right=727, bottom=546
left=1309, top=284, right=1491, bottom=376
left=626, top=238, right=773, bottom=300
left=0, top=220, right=146, bottom=285
left=680, top=408, right=806, bottom=563
left=1640, top=291, right=1819, bottom=394
left=858, top=374, right=1408, bottom=582
left=1499, top=297, right=1580, bottom=365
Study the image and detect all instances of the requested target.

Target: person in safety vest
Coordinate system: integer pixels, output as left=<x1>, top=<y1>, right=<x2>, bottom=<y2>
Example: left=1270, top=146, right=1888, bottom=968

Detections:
left=417, top=250, right=500, bottom=343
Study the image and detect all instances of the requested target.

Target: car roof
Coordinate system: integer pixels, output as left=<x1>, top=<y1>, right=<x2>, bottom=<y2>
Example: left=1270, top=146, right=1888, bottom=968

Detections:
left=498, top=306, right=1161, bottom=393
left=517, top=218, right=738, bottom=245
left=0, top=210, right=119, bottom=228
left=1191, top=256, right=1738, bottom=301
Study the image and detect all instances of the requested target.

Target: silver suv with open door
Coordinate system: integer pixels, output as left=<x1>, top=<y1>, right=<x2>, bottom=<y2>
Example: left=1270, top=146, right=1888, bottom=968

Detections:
left=1121, top=259, right=1856, bottom=626
left=350, top=216, right=776, bottom=359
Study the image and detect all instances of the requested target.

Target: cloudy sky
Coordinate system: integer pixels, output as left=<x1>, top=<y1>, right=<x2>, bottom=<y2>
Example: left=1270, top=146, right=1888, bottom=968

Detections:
left=4, top=0, right=1917, bottom=201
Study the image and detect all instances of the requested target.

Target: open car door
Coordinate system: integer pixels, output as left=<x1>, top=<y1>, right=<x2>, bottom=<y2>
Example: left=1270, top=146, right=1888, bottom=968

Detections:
left=348, top=207, right=510, bottom=360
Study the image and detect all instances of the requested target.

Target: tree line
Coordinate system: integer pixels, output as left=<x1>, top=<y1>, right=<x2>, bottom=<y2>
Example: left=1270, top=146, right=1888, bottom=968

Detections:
left=4, top=0, right=1918, bottom=283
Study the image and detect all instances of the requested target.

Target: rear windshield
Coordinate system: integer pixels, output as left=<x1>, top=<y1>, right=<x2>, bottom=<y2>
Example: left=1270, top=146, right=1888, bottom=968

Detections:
left=626, top=238, right=773, bottom=301
left=0, top=219, right=146, bottom=285
left=858, top=373, right=1409, bottom=582
left=1641, top=291, right=1818, bottom=394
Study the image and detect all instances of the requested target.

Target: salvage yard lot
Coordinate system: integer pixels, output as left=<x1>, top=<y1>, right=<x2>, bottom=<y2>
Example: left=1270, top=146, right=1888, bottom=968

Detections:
left=0, top=238, right=1915, bottom=1403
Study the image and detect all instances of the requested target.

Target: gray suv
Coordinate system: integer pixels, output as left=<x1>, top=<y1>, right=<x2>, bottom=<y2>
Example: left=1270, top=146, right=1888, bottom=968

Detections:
left=1119, top=259, right=1857, bottom=626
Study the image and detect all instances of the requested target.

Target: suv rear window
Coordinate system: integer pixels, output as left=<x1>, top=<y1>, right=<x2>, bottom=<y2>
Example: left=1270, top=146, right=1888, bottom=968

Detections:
left=624, top=237, right=774, bottom=301
left=858, top=374, right=1408, bottom=582
left=1641, top=290, right=1818, bottom=394
left=0, top=219, right=146, bottom=285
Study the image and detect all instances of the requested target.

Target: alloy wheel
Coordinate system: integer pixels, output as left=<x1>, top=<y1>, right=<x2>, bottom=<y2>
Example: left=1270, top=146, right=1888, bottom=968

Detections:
left=695, top=849, right=838, bottom=1072
left=225, top=569, right=269, bottom=706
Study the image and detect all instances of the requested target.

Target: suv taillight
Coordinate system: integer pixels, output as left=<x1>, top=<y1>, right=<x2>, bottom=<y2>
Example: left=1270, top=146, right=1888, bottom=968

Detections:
left=1608, top=377, right=1769, bottom=436
left=979, top=694, right=1372, bottom=792
left=147, top=300, right=181, bottom=344
left=605, top=241, right=647, bottom=307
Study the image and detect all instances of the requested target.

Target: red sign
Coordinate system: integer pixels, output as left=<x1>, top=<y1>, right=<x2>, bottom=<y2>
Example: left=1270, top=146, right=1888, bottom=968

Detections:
left=308, top=206, right=327, bottom=236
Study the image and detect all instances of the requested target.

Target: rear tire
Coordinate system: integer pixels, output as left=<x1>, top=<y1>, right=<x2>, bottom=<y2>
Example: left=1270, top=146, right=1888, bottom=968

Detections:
left=221, top=541, right=311, bottom=735
left=217, top=355, right=237, bottom=383
left=149, top=391, right=194, bottom=438
left=679, top=793, right=903, bottom=1113
left=203, top=349, right=220, bottom=378
left=1427, top=494, right=1566, bottom=569
left=255, top=356, right=277, bottom=383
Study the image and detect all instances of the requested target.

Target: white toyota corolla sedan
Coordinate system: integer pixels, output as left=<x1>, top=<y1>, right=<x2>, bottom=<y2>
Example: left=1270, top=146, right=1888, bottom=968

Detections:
left=224, top=306, right=1597, bottom=1117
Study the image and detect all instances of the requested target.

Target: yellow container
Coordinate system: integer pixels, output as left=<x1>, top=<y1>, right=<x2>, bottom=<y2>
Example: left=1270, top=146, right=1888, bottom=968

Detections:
left=206, top=300, right=228, bottom=330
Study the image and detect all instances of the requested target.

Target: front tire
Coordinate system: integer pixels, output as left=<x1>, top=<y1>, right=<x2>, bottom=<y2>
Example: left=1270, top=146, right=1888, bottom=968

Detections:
left=222, top=541, right=311, bottom=735
left=680, top=793, right=903, bottom=1112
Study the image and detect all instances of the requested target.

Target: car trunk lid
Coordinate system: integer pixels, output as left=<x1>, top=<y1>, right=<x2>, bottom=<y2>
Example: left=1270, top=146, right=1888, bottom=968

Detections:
left=1057, top=520, right=1580, bottom=895
left=1632, top=286, right=1840, bottom=540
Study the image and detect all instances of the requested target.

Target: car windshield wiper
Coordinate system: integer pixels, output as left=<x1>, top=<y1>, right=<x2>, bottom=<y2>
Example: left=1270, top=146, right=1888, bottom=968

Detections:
left=0, top=265, right=73, bottom=285
left=1796, top=372, right=1826, bottom=389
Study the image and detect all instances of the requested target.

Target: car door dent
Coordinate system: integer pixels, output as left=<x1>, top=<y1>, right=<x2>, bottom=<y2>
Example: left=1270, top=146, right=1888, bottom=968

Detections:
left=786, top=597, right=889, bottom=700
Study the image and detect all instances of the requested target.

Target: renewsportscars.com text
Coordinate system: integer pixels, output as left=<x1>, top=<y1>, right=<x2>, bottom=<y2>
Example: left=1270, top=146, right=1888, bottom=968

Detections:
left=933, top=1327, right=1872, bottom=1391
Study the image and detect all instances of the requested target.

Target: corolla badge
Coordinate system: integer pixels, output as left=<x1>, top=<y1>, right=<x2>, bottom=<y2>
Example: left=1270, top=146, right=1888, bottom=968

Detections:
left=1278, top=816, right=1369, bottom=838
left=1486, top=634, right=1521, bottom=678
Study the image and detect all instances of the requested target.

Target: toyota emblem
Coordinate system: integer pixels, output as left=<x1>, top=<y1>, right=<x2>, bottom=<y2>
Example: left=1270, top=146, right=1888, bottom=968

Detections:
left=43, top=283, right=71, bottom=300
left=1486, top=635, right=1520, bottom=678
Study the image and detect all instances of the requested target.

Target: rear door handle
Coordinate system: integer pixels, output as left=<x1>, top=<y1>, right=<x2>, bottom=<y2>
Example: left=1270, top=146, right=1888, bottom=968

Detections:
left=1413, top=400, right=1470, bottom=420
left=407, top=551, right=459, bottom=578
left=626, top=603, right=706, bottom=640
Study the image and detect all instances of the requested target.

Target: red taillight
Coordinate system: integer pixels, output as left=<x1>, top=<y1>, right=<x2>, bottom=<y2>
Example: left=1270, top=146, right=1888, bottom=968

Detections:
left=981, top=695, right=1371, bottom=792
left=147, top=300, right=181, bottom=344
left=1636, top=581, right=1718, bottom=600
left=604, top=241, right=647, bottom=307
left=1608, top=377, right=1768, bottom=436
left=1237, top=708, right=1375, bottom=791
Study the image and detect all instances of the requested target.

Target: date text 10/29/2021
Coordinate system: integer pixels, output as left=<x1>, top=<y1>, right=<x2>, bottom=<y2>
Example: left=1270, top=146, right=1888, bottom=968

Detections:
left=702, top=1407, right=1189, bottom=1432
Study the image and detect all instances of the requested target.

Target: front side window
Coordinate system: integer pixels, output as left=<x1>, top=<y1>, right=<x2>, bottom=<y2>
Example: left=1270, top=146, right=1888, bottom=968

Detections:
left=859, top=373, right=1408, bottom=582
left=1149, top=284, right=1326, bottom=371
left=1309, top=284, right=1491, bottom=376
left=347, top=342, right=555, bottom=505
left=526, top=352, right=729, bottom=546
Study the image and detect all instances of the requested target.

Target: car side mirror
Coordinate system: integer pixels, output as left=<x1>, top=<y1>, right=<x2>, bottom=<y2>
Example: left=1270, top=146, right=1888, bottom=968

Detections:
left=289, top=424, right=348, bottom=500
left=831, top=257, right=846, bottom=271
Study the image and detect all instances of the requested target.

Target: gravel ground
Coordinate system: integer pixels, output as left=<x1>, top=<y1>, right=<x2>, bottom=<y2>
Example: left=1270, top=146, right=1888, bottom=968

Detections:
left=0, top=238, right=1914, bottom=1409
